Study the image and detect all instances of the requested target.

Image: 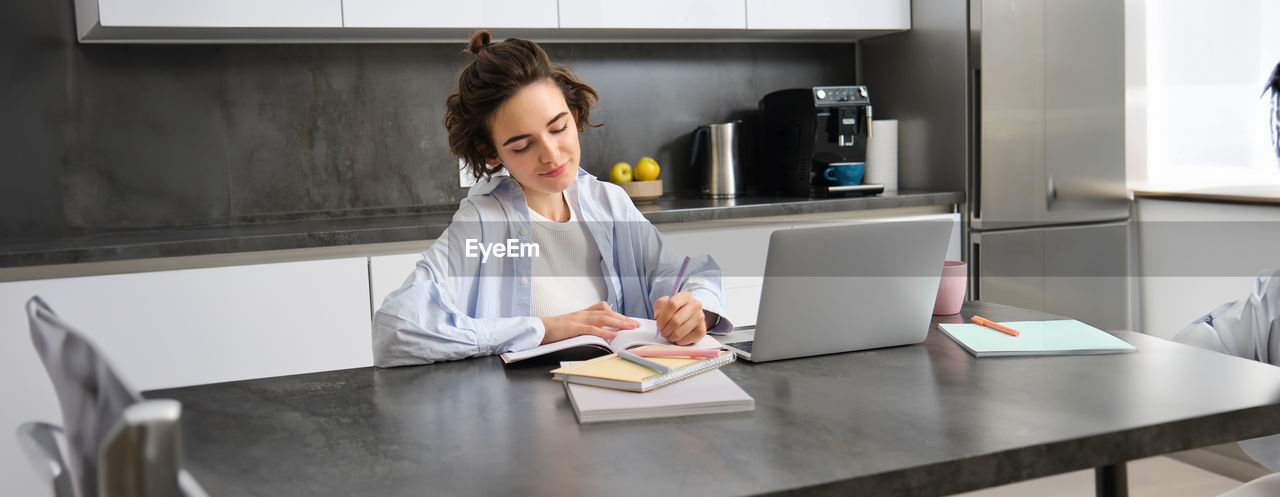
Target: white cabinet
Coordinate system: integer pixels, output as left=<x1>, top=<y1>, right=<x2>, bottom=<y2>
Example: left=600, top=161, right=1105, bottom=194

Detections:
left=0, top=258, right=373, bottom=391
left=78, top=0, right=342, bottom=29
left=344, top=0, right=558, bottom=29
left=558, top=0, right=746, bottom=29
left=746, top=0, right=909, bottom=30
left=74, top=0, right=908, bottom=41
left=370, top=252, right=427, bottom=310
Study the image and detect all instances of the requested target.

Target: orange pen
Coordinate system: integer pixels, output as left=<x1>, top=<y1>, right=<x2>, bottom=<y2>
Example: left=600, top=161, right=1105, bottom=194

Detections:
left=970, top=315, right=1021, bottom=337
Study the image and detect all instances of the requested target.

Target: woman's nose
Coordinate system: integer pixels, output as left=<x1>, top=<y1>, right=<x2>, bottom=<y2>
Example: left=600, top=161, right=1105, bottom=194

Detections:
left=540, top=140, right=562, bottom=164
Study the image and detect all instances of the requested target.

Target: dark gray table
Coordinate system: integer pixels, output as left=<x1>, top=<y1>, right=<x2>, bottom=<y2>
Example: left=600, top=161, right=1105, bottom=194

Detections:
left=149, top=302, right=1280, bottom=496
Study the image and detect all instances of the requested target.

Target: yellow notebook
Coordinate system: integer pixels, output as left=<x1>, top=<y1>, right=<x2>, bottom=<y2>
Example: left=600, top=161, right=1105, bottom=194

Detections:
left=550, top=346, right=737, bottom=392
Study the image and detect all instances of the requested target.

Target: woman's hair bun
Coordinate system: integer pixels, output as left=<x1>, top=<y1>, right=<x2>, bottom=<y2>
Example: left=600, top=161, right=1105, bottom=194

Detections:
left=466, top=30, right=492, bottom=55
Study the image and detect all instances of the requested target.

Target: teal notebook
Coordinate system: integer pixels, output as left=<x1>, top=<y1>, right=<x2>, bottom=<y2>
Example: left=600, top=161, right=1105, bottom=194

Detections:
left=938, top=319, right=1136, bottom=357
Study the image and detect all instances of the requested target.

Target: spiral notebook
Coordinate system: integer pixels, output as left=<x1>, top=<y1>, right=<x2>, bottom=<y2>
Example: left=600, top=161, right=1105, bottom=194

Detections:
left=550, top=346, right=736, bottom=392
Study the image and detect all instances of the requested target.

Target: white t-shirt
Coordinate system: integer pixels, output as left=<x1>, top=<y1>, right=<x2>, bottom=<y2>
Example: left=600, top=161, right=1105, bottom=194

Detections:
left=527, top=190, right=609, bottom=317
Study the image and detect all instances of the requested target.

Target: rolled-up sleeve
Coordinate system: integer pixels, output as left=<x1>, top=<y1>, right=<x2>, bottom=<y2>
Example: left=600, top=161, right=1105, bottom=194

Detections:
left=371, top=202, right=545, bottom=367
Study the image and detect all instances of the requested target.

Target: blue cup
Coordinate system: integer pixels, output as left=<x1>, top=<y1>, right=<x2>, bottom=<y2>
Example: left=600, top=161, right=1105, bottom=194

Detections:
left=823, top=162, right=865, bottom=186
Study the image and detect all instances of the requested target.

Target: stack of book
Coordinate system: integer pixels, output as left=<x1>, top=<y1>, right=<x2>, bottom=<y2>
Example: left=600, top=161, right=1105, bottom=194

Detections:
left=548, top=339, right=754, bottom=424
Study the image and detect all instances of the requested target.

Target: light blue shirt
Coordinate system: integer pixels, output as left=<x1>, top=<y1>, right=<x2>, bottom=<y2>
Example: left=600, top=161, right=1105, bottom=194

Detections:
left=373, top=169, right=732, bottom=367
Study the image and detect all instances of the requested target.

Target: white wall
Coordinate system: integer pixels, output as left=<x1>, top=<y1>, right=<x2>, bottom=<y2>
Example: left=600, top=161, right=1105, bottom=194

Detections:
left=1136, top=199, right=1280, bottom=338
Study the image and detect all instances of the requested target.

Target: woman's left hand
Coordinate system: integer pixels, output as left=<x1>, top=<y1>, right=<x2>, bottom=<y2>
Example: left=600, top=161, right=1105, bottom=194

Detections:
left=653, top=291, right=706, bottom=346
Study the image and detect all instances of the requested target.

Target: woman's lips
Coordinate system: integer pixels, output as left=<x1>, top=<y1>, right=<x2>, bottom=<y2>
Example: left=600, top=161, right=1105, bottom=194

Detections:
left=539, top=162, right=568, bottom=177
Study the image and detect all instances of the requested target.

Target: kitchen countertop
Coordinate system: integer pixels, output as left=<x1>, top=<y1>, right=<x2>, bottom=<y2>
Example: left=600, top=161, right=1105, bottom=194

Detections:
left=1132, top=185, right=1280, bottom=206
left=0, top=190, right=962, bottom=270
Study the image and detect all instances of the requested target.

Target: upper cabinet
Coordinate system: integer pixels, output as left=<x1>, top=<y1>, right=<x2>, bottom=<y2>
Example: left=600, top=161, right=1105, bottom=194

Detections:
left=75, top=0, right=909, bottom=43
left=558, top=0, right=746, bottom=29
left=75, top=0, right=342, bottom=40
left=746, top=0, right=909, bottom=30
left=344, top=0, right=558, bottom=29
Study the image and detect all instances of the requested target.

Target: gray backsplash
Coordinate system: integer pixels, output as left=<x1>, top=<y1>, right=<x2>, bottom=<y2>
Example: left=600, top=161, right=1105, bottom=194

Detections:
left=0, top=0, right=854, bottom=241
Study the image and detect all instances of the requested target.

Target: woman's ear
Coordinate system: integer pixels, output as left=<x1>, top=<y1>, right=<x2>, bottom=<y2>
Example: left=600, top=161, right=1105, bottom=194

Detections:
left=481, top=145, right=501, bottom=167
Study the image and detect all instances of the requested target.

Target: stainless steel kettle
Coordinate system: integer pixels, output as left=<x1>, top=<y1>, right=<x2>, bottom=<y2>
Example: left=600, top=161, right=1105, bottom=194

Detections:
left=690, top=121, right=743, bottom=198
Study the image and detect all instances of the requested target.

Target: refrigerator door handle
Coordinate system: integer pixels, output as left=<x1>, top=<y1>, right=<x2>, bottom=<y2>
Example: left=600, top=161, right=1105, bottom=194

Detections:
left=1046, top=175, right=1058, bottom=211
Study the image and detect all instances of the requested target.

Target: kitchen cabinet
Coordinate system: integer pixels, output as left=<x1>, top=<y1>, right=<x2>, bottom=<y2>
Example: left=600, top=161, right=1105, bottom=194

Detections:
left=1135, top=197, right=1280, bottom=339
left=558, top=0, right=746, bottom=29
left=344, top=0, right=558, bottom=29
left=0, top=258, right=372, bottom=391
left=745, top=0, right=909, bottom=30
left=370, top=252, right=424, bottom=310
left=74, top=0, right=909, bottom=42
left=75, top=0, right=342, bottom=37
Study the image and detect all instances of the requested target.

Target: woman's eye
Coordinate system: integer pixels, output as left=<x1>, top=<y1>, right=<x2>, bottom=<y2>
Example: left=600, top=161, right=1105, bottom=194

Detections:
left=512, top=145, right=529, bottom=154
left=551, top=124, right=569, bottom=134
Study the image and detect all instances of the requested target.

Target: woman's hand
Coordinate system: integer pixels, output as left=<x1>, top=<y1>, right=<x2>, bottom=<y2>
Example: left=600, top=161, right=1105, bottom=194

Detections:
left=653, top=291, right=707, bottom=346
left=539, top=301, right=640, bottom=344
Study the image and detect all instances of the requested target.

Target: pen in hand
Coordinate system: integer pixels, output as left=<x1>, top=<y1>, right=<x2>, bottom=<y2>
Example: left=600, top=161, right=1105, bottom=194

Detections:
left=658, top=256, right=693, bottom=339
left=971, top=315, right=1020, bottom=337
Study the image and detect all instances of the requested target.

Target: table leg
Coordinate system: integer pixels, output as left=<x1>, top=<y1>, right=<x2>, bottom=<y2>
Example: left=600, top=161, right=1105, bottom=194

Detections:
left=1095, top=463, right=1128, bottom=497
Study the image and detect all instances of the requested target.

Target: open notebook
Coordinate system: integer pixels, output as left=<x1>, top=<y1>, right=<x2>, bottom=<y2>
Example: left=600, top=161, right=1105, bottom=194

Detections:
left=939, top=319, right=1136, bottom=357
left=501, top=318, right=722, bottom=363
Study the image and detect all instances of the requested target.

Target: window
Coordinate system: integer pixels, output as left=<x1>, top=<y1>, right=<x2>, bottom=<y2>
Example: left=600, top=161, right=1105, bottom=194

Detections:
left=1140, top=0, right=1280, bottom=190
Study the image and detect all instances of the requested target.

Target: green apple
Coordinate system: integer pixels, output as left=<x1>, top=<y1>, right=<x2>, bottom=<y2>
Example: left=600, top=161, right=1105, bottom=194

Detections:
left=609, top=162, right=633, bottom=183
left=634, top=157, right=660, bottom=181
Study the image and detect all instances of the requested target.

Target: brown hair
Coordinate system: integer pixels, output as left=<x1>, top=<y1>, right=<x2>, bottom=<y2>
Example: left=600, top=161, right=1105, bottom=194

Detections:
left=445, top=30, right=601, bottom=181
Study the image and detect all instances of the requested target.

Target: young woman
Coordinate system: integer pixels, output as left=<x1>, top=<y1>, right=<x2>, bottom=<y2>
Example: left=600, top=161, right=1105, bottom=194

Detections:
left=373, top=31, right=731, bottom=366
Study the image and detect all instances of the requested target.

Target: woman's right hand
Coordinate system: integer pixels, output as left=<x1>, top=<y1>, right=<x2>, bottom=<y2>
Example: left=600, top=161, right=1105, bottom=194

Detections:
left=539, top=301, right=640, bottom=344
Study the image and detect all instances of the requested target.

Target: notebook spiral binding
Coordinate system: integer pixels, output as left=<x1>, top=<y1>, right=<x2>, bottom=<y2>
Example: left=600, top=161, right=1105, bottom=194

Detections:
left=648, top=351, right=737, bottom=389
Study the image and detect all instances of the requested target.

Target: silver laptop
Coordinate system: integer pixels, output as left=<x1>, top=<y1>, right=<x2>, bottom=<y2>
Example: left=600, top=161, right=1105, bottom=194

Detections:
left=723, top=219, right=952, bottom=362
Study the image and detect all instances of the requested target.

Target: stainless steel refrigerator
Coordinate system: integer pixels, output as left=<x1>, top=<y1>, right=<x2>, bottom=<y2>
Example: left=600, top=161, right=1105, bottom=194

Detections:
left=863, top=0, right=1132, bottom=330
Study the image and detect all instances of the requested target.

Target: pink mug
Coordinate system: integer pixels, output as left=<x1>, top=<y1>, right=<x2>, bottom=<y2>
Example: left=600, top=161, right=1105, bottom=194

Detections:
left=932, top=260, right=968, bottom=315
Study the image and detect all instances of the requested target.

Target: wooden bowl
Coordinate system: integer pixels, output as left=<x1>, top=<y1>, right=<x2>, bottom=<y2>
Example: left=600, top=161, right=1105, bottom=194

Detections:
left=617, top=179, right=663, bottom=204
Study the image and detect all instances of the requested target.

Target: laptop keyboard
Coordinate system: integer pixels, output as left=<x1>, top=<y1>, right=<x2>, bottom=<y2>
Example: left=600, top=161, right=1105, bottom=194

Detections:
left=725, top=341, right=753, bottom=353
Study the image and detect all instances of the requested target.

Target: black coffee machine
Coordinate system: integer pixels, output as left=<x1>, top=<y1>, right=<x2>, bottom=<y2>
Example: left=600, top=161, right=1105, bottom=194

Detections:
left=758, top=86, right=881, bottom=197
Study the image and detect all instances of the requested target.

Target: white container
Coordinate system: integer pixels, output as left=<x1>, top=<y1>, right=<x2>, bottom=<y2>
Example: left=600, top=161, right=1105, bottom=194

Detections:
left=865, top=119, right=898, bottom=192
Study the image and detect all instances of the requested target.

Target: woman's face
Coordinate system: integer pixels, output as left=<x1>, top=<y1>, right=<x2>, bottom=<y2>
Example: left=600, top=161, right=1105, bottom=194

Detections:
left=487, top=80, right=581, bottom=197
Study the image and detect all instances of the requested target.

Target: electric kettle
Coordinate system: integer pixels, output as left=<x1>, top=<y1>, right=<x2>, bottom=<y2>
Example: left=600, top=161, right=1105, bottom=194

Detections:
left=690, top=121, right=743, bottom=198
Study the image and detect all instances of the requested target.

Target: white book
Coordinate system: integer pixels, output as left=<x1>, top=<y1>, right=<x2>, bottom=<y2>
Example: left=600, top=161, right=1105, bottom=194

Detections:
left=563, top=368, right=754, bottom=424
left=501, top=318, right=722, bottom=363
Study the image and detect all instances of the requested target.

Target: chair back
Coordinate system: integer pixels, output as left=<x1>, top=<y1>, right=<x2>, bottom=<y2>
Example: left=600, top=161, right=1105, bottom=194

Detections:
left=25, top=296, right=210, bottom=497
left=28, top=296, right=141, bottom=497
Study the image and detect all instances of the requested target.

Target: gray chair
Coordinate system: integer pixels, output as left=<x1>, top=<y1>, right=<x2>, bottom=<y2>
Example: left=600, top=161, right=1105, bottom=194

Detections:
left=16, top=421, right=74, bottom=497
left=20, top=296, right=210, bottom=497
